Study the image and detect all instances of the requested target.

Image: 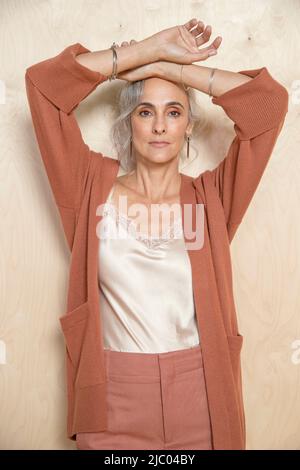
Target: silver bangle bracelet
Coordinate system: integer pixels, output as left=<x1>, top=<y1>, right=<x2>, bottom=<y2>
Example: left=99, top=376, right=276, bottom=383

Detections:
left=109, top=42, right=118, bottom=81
left=208, top=68, right=217, bottom=97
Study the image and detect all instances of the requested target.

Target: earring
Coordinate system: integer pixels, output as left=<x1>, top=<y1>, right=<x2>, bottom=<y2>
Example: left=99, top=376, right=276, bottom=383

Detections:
left=186, top=135, right=190, bottom=159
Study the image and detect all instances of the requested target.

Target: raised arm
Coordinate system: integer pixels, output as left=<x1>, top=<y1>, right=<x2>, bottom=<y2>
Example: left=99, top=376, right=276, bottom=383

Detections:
left=208, top=66, right=288, bottom=242
left=25, top=40, right=158, bottom=249
left=156, top=62, right=289, bottom=243
left=25, top=43, right=108, bottom=211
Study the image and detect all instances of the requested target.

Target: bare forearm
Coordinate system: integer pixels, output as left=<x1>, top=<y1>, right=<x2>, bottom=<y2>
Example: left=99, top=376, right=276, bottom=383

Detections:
left=157, top=62, right=253, bottom=98
left=75, top=38, right=159, bottom=77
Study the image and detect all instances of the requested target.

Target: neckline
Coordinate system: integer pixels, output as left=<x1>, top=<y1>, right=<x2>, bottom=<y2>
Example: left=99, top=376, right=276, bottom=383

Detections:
left=103, top=184, right=183, bottom=244
left=107, top=175, right=183, bottom=206
left=103, top=203, right=183, bottom=249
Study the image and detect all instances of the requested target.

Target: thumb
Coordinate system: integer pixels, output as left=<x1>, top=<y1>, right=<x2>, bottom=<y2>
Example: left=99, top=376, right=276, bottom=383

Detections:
left=186, top=50, right=217, bottom=62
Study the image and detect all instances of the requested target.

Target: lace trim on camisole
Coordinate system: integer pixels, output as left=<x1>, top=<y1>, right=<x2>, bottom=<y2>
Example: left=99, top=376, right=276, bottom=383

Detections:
left=102, top=185, right=184, bottom=249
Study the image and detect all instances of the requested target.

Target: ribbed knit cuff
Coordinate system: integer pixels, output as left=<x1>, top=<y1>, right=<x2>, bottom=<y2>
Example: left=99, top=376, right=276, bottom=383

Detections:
left=211, top=67, right=289, bottom=140
left=25, top=43, right=109, bottom=114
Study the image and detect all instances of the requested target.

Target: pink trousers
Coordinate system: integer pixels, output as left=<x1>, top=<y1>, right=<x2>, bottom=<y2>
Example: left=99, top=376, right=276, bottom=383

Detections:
left=76, top=343, right=213, bottom=450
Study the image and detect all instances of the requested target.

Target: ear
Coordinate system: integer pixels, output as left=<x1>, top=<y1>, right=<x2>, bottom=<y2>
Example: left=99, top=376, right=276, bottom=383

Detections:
left=186, top=121, right=194, bottom=135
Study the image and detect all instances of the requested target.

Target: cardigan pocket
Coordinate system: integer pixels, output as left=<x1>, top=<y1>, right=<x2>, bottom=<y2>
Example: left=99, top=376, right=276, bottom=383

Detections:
left=59, top=301, right=89, bottom=373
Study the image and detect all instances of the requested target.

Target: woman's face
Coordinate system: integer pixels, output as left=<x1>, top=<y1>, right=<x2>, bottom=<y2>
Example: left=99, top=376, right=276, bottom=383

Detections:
left=130, top=77, right=193, bottom=167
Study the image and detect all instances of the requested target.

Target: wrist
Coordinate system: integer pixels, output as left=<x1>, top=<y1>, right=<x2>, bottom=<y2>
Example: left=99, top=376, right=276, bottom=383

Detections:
left=156, top=61, right=181, bottom=82
left=138, top=37, right=160, bottom=63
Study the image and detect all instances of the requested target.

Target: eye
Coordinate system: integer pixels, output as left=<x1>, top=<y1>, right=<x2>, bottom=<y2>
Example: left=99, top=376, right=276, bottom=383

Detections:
left=139, top=110, right=151, bottom=117
left=139, top=110, right=181, bottom=117
left=169, top=110, right=181, bottom=117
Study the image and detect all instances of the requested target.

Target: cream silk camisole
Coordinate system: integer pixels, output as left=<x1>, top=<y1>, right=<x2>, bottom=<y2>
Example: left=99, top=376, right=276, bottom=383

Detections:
left=97, top=184, right=200, bottom=353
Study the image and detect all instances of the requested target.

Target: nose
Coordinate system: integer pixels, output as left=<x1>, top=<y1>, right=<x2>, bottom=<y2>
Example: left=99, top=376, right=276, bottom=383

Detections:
left=153, top=126, right=166, bottom=135
left=152, top=113, right=168, bottom=135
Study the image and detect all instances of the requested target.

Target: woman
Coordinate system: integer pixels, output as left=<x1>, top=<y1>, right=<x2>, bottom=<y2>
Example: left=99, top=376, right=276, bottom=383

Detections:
left=25, top=19, right=288, bottom=450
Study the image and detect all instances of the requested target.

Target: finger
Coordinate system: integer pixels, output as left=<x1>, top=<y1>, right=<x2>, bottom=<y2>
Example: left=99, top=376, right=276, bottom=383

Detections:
left=179, top=24, right=200, bottom=52
left=190, top=20, right=205, bottom=37
left=184, top=18, right=198, bottom=30
left=213, top=36, right=223, bottom=48
left=185, top=47, right=218, bottom=63
left=206, top=36, right=222, bottom=51
left=195, top=24, right=212, bottom=47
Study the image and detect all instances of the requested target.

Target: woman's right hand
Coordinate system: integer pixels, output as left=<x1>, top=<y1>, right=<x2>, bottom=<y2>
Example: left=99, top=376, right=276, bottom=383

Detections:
left=117, top=62, right=160, bottom=82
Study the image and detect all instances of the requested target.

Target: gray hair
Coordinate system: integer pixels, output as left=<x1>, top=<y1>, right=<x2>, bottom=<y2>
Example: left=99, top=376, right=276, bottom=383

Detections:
left=109, top=80, right=203, bottom=172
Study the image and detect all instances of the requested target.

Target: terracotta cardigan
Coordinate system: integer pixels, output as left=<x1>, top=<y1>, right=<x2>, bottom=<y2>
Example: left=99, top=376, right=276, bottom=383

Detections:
left=24, top=43, right=289, bottom=450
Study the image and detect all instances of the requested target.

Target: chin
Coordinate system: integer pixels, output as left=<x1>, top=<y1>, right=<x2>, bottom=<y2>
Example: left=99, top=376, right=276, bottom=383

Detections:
left=136, top=149, right=178, bottom=165
left=146, top=155, right=175, bottom=163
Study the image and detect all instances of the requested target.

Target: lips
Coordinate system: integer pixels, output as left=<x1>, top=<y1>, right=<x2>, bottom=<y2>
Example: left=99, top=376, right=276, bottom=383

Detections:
left=149, top=142, right=170, bottom=147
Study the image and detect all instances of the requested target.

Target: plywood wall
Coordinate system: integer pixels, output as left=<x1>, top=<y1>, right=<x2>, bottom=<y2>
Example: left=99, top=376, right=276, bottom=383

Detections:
left=0, top=0, right=299, bottom=450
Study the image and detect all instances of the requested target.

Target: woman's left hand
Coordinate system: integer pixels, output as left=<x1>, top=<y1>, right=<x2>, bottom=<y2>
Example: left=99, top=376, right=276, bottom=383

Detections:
left=148, top=18, right=222, bottom=64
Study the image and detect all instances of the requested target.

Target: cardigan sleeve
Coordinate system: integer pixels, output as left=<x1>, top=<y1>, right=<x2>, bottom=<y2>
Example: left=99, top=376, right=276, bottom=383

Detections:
left=25, top=43, right=109, bottom=214
left=202, top=66, right=289, bottom=243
